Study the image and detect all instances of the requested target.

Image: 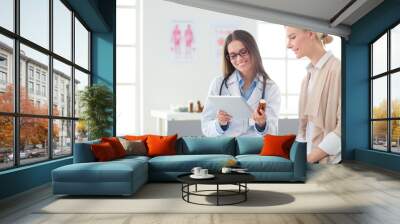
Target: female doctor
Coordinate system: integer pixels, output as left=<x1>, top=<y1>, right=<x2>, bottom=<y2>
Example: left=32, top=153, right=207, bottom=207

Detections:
left=201, top=30, right=281, bottom=137
left=286, top=27, right=341, bottom=164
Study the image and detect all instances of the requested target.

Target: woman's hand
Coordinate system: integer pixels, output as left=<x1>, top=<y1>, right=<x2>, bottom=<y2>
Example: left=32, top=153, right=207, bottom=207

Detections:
left=217, top=110, right=232, bottom=126
left=252, top=107, right=266, bottom=127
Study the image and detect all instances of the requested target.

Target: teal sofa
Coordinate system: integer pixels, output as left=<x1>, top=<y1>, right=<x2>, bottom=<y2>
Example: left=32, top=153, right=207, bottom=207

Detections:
left=52, top=137, right=306, bottom=196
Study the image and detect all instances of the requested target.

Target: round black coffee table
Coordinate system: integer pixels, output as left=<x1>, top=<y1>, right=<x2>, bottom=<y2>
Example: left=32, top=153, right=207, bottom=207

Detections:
left=177, top=173, right=255, bottom=206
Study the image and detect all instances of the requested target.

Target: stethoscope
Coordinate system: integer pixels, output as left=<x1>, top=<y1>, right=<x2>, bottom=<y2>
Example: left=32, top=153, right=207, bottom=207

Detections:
left=219, top=75, right=266, bottom=100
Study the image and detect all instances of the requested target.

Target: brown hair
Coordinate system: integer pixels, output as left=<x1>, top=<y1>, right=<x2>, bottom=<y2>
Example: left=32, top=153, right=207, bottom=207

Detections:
left=222, top=30, right=270, bottom=86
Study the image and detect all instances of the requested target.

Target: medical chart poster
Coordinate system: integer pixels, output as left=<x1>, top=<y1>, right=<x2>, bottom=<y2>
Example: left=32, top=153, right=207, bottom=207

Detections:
left=169, top=21, right=196, bottom=62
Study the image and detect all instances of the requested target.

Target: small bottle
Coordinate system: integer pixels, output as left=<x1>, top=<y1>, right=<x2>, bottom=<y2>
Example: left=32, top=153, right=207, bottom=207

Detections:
left=188, top=101, right=194, bottom=112
left=257, top=99, right=266, bottom=114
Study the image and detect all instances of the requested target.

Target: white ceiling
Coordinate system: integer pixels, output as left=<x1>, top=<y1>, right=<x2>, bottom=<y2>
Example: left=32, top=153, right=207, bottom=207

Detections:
left=164, top=0, right=384, bottom=38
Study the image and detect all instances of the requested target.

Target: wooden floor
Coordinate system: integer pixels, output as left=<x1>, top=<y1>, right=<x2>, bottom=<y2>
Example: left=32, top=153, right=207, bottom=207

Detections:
left=1, top=162, right=400, bottom=224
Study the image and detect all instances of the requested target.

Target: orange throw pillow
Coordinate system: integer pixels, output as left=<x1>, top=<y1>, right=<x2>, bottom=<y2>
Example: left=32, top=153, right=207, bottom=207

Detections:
left=124, top=135, right=149, bottom=142
left=146, top=134, right=178, bottom=157
left=101, top=137, right=127, bottom=158
left=259, top=134, right=296, bottom=159
left=91, top=142, right=117, bottom=161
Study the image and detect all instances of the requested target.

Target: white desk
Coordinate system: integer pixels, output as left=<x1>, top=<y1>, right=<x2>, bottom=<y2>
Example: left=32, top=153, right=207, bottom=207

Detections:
left=150, top=110, right=203, bottom=136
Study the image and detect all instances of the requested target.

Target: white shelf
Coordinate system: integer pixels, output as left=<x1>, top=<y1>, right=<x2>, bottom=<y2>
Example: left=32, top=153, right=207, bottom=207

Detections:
left=150, top=110, right=202, bottom=121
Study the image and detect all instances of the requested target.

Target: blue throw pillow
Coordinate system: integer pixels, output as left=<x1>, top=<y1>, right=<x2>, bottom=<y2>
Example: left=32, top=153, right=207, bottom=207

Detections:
left=179, top=137, right=235, bottom=155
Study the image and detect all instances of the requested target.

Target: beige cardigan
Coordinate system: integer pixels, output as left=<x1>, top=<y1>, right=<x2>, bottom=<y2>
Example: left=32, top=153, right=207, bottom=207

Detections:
left=298, top=56, right=341, bottom=157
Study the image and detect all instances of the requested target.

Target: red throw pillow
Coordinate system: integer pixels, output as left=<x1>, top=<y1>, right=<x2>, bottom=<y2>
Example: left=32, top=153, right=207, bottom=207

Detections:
left=146, top=134, right=177, bottom=157
left=259, top=134, right=296, bottom=159
left=101, top=137, right=127, bottom=158
left=91, top=142, right=117, bottom=161
left=124, top=135, right=149, bottom=142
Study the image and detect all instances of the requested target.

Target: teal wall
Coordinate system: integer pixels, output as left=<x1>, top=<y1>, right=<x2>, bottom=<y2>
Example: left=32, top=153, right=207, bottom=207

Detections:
left=0, top=0, right=116, bottom=200
left=0, top=158, right=72, bottom=199
left=344, top=0, right=400, bottom=170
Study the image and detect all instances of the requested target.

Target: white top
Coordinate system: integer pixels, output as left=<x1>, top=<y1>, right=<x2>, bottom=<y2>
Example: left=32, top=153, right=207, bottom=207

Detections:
left=201, top=70, right=281, bottom=137
left=305, top=51, right=341, bottom=164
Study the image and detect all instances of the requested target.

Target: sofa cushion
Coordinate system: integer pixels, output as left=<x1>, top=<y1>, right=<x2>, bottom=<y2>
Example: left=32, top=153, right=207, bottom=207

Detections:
left=236, top=137, right=263, bottom=155
left=178, top=137, right=236, bottom=155
left=74, top=140, right=100, bottom=163
left=260, top=134, right=296, bottom=159
left=147, top=134, right=178, bottom=157
left=52, top=159, right=147, bottom=183
left=91, top=142, right=118, bottom=161
left=236, top=155, right=293, bottom=172
left=118, top=138, right=147, bottom=156
left=148, top=154, right=235, bottom=172
left=101, top=137, right=127, bottom=158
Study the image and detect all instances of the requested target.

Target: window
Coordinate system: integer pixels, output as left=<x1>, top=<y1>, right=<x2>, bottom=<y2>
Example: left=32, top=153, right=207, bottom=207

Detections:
left=53, top=59, right=72, bottom=117
left=371, top=23, right=400, bottom=153
left=257, top=22, right=342, bottom=118
left=28, top=81, right=34, bottom=94
left=28, top=67, right=34, bottom=80
left=53, top=0, right=72, bottom=60
left=0, top=55, right=7, bottom=67
left=42, top=85, right=46, bottom=97
left=116, top=0, right=139, bottom=135
left=0, top=71, right=6, bottom=85
left=35, top=70, right=40, bottom=81
left=36, top=84, right=40, bottom=95
left=20, top=0, right=49, bottom=49
left=74, top=18, right=89, bottom=70
left=0, top=0, right=14, bottom=32
left=0, top=0, right=91, bottom=170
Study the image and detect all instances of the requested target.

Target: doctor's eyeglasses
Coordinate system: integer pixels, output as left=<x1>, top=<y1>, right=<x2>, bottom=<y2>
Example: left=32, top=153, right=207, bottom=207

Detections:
left=226, top=48, right=249, bottom=61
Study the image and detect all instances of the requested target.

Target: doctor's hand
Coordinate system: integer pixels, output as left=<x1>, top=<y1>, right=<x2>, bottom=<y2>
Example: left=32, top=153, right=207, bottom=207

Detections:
left=217, top=110, right=232, bottom=126
left=252, top=108, right=266, bottom=127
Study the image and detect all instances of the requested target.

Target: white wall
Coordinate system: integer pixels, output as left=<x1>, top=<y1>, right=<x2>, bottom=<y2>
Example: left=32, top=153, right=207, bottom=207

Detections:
left=141, top=0, right=257, bottom=134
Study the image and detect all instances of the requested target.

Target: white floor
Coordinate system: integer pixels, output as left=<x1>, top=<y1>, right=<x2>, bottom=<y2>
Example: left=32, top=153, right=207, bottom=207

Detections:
left=1, top=162, right=400, bottom=224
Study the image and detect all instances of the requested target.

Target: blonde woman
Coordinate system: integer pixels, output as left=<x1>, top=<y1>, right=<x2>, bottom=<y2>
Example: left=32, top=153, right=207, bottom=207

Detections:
left=286, top=27, right=341, bottom=164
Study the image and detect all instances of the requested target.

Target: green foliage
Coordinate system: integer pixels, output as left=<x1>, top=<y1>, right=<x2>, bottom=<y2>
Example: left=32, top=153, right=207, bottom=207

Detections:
left=79, top=84, right=114, bottom=140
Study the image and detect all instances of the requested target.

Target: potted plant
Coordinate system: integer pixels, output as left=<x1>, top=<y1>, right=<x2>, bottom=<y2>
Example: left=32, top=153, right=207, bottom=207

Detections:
left=79, top=84, right=114, bottom=140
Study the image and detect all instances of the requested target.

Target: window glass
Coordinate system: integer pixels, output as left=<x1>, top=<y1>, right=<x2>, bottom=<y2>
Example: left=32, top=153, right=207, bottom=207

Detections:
left=116, top=85, right=136, bottom=135
left=74, top=69, right=89, bottom=118
left=0, top=116, right=13, bottom=170
left=0, top=35, right=14, bottom=113
left=372, top=34, right=387, bottom=76
left=391, top=72, right=400, bottom=118
left=117, top=46, right=136, bottom=83
left=53, top=119, right=72, bottom=158
left=262, top=59, right=285, bottom=93
left=19, top=117, right=49, bottom=165
left=287, top=59, right=308, bottom=94
left=117, top=0, right=136, bottom=6
left=372, top=121, right=388, bottom=151
left=391, top=24, right=400, bottom=70
left=74, top=18, right=89, bottom=70
left=391, top=120, right=400, bottom=153
left=117, top=8, right=136, bottom=45
left=53, top=59, right=72, bottom=117
left=257, top=23, right=286, bottom=58
left=372, top=77, right=387, bottom=119
left=20, top=0, right=49, bottom=49
left=53, top=0, right=72, bottom=60
left=75, top=120, right=88, bottom=143
left=0, top=0, right=14, bottom=31
left=20, top=44, right=49, bottom=115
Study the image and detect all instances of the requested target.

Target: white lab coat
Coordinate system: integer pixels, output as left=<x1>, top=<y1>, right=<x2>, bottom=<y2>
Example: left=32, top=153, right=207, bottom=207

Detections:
left=201, top=70, right=281, bottom=137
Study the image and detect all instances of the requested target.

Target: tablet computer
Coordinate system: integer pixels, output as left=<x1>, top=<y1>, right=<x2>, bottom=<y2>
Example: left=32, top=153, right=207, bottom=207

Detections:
left=208, top=96, right=253, bottom=119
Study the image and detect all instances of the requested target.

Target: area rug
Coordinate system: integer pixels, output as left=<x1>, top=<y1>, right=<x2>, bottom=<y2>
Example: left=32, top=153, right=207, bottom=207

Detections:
left=37, top=183, right=361, bottom=214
